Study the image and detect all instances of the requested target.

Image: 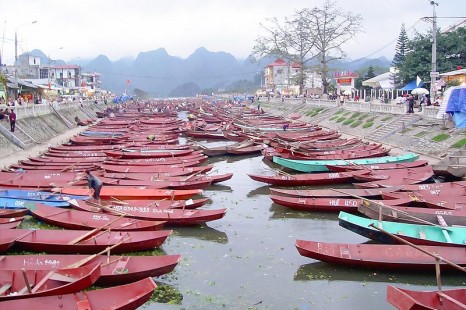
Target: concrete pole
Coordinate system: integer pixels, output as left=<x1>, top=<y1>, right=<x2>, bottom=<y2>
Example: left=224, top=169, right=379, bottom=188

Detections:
left=430, top=1, right=438, bottom=101
left=14, top=30, right=18, bottom=98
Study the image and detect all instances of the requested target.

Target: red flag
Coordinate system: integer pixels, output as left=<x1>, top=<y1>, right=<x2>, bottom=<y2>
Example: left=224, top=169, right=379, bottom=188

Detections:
left=126, top=80, right=131, bottom=85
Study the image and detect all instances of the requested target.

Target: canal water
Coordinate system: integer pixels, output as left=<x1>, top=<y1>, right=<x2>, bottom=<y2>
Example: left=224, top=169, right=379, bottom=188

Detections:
left=147, top=146, right=465, bottom=310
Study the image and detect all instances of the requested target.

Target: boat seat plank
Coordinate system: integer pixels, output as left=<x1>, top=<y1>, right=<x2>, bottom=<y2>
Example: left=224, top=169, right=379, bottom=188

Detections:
left=437, top=292, right=466, bottom=308
left=48, top=273, right=76, bottom=282
left=419, top=231, right=426, bottom=239
left=441, top=229, right=453, bottom=243
left=17, top=284, right=34, bottom=295
left=0, top=283, right=11, bottom=295
left=436, top=215, right=448, bottom=227
left=113, top=257, right=131, bottom=275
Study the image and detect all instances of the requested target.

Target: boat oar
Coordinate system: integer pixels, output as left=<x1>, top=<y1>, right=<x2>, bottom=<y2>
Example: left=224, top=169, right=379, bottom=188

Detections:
left=369, top=224, right=466, bottom=273
left=67, top=213, right=126, bottom=245
left=182, top=170, right=204, bottom=182
left=333, top=189, right=454, bottom=231
left=64, top=237, right=130, bottom=269
left=369, top=223, right=465, bottom=294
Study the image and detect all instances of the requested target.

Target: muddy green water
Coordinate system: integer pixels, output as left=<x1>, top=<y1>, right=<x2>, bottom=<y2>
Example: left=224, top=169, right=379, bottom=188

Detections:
left=146, top=151, right=465, bottom=310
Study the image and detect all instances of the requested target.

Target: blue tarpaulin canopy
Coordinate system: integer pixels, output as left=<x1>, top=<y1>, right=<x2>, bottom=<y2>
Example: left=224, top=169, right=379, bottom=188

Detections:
left=444, top=86, right=466, bottom=128
left=400, top=80, right=425, bottom=91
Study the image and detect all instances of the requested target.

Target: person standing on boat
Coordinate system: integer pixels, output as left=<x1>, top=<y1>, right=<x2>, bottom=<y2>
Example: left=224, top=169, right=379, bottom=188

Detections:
left=86, top=170, right=103, bottom=201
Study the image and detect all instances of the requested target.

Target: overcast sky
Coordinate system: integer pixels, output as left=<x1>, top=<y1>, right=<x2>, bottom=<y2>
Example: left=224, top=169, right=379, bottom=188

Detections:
left=0, top=0, right=464, bottom=65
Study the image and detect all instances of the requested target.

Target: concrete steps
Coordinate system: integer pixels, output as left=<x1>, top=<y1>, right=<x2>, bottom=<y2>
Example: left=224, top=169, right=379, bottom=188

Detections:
left=368, top=114, right=422, bottom=141
left=0, top=122, right=37, bottom=149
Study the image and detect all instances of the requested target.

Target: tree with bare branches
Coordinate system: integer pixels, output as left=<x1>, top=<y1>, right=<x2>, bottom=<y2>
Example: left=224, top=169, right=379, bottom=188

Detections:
left=253, top=1, right=362, bottom=95
left=304, top=1, right=362, bottom=94
left=253, top=9, right=316, bottom=95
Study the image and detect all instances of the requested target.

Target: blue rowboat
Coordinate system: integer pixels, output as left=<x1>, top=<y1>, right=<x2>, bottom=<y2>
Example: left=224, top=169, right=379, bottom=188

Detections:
left=0, top=189, right=89, bottom=202
left=0, top=198, right=69, bottom=209
left=273, top=153, right=420, bottom=172
left=338, top=211, right=466, bottom=247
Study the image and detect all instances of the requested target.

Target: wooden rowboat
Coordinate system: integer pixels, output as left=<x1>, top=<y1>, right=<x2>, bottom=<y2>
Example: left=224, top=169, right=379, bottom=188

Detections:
left=28, top=203, right=166, bottom=231
left=269, top=187, right=400, bottom=198
left=0, top=254, right=180, bottom=286
left=338, top=211, right=466, bottom=247
left=99, top=163, right=213, bottom=174
left=270, top=195, right=410, bottom=212
left=0, top=263, right=100, bottom=301
left=60, top=186, right=203, bottom=200
left=358, top=200, right=466, bottom=226
left=326, top=160, right=429, bottom=172
left=71, top=200, right=227, bottom=226
left=295, top=240, right=466, bottom=271
left=387, top=285, right=466, bottom=310
left=1, top=229, right=172, bottom=254
left=0, top=276, right=157, bottom=309
left=248, top=170, right=369, bottom=186
left=273, top=153, right=420, bottom=172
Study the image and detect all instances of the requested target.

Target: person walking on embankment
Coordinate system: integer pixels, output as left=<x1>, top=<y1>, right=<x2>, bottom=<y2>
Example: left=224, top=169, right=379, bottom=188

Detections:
left=8, top=109, right=16, bottom=132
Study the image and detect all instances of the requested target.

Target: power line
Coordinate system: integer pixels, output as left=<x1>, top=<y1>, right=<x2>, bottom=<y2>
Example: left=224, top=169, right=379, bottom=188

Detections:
left=362, top=18, right=423, bottom=59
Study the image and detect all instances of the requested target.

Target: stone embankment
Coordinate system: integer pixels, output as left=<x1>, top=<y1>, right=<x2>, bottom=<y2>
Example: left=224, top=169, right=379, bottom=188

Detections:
left=260, top=99, right=464, bottom=164
left=0, top=102, right=105, bottom=169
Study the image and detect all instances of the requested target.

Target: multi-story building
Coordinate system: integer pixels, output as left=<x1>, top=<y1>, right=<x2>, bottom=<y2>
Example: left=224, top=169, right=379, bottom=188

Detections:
left=264, top=58, right=301, bottom=96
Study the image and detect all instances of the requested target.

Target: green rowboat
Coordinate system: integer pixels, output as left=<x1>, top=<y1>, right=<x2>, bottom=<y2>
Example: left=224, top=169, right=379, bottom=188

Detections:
left=273, top=153, right=420, bottom=172
left=338, top=211, right=466, bottom=247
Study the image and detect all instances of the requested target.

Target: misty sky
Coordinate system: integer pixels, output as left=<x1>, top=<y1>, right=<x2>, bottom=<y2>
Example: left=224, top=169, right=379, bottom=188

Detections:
left=0, top=0, right=464, bottom=64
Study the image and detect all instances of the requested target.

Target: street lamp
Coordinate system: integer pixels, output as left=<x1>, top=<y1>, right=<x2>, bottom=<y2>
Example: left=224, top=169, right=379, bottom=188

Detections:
left=430, top=1, right=438, bottom=101
left=14, top=20, right=38, bottom=97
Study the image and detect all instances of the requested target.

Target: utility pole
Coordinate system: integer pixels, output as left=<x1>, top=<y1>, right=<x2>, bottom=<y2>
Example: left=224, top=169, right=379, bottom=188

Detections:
left=430, top=1, right=438, bottom=101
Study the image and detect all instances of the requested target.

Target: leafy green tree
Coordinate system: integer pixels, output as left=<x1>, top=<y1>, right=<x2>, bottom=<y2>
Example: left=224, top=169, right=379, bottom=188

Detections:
left=365, top=66, right=376, bottom=79
left=390, top=24, right=409, bottom=86
left=399, top=27, right=466, bottom=83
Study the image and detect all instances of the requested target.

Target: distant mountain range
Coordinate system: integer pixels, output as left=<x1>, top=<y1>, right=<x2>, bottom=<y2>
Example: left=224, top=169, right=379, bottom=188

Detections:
left=26, top=48, right=391, bottom=97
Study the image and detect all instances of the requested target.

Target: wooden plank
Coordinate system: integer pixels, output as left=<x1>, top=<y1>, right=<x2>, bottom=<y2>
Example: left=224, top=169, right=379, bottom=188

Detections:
left=419, top=231, right=426, bottom=239
left=442, top=229, right=453, bottom=243
left=0, top=283, right=11, bottom=295
left=436, top=215, right=448, bottom=227
left=437, top=292, right=466, bottom=308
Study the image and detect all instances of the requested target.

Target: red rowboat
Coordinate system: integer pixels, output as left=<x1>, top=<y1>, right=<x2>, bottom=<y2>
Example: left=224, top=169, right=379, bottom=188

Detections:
left=270, top=195, right=410, bottom=212
left=387, top=285, right=466, bottom=310
left=0, top=209, right=29, bottom=218
left=60, top=186, right=203, bottom=200
left=248, top=170, right=369, bottom=186
left=353, top=166, right=435, bottom=188
left=99, top=198, right=210, bottom=209
left=269, top=187, right=401, bottom=198
left=99, top=176, right=212, bottom=190
left=0, top=263, right=100, bottom=301
left=28, top=203, right=166, bottom=231
left=295, top=240, right=466, bottom=271
left=71, top=200, right=227, bottom=226
left=1, top=229, right=172, bottom=254
left=103, top=172, right=233, bottom=184
left=326, top=160, right=429, bottom=172
left=104, top=149, right=194, bottom=159
left=382, top=192, right=466, bottom=210
left=1, top=254, right=180, bottom=286
left=99, top=163, right=213, bottom=174
left=357, top=199, right=466, bottom=226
